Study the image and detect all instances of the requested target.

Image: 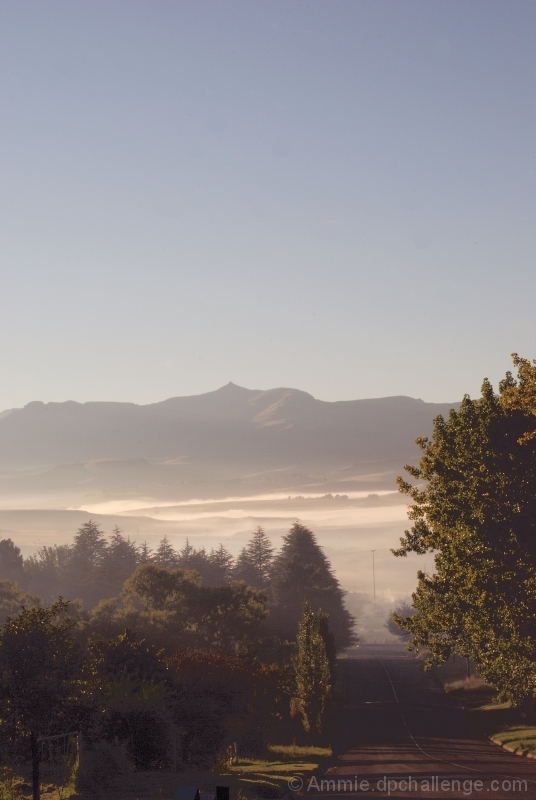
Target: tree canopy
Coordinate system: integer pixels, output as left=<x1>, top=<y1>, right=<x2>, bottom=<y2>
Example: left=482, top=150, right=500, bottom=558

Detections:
left=393, top=357, right=536, bottom=703
left=0, top=599, right=87, bottom=799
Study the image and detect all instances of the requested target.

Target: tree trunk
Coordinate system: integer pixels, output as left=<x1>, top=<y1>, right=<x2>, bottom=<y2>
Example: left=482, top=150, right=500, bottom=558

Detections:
left=30, top=730, right=40, bottom=800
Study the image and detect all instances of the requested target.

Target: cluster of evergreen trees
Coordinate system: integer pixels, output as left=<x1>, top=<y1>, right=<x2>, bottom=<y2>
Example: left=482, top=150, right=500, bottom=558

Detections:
left=0, top=522, right=356, bottom=651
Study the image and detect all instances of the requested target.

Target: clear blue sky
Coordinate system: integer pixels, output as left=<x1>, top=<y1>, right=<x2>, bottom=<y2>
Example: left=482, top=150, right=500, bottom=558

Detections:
left=1, top=0, right=535, bottom=409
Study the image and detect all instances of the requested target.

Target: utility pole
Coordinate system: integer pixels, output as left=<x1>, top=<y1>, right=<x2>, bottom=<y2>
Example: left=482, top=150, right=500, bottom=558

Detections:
left=371, top=549, right=376, bottom=601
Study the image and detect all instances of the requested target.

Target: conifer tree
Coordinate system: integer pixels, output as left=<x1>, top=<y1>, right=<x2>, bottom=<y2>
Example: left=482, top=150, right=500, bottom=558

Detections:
left=293, top=600, right=331, bottom=734
left=233, top=546, right=258, bottom=586
left=68, top=520, right=109, bottom=607
left=269, top=523, right=356, bottom=650
left=153, top=535, right=179, bottom=569
left=206, top=544, right=234, bottom=585
left=138, top=541, right=153, bottom=564
left=99, top=526, right=139, bottom=597
left=177, top=538, right=195, bottom=567
left=233, top=527, right=273, bottom=589
left=246, top=526, right=274, bottom=588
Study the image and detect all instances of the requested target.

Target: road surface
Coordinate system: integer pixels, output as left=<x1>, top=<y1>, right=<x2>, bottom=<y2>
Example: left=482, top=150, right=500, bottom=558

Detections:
left=302, top=644, right=536, bottom=800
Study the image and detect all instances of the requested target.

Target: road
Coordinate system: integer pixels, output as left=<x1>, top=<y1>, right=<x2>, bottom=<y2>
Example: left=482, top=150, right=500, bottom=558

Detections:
left=303, top=644, right=536, bottom=800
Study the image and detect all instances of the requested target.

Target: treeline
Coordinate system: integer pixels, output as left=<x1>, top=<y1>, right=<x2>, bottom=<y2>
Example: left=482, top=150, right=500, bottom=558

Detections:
left=0, top=523, right=353, bottom=794
left=0, top=523, right=355, bottom=651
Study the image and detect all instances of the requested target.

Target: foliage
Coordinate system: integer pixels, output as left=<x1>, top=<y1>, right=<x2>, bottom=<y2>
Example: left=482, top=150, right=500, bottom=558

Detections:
left=96, top=678, right=174, bottom=769
left=0, top=540, right=24, bottom=585
left=0, top=599, right=87, bottom=738
left=24, top=544, right=72, bottom=604
left=393, top=358, right=536, bottom=704
left=292, top=601, right=332, bottom=735
left=91, top=629, right=167, bottom=684
left=385, top=601, right=416, bottom=639
left=0, top=579, right=40, bottom=625
left=0, top=599, right=89, bottom=799
left=85, top=564, right=268, bottom=654
left=233, top=527, right=274, bottom=589
left=268, top=523, right=356, bottom=650
left=167, top=650, right=287, bottom=764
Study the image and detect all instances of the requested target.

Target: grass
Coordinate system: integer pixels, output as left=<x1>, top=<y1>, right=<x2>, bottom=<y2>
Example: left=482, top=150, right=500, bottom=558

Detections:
left=224, top=744, right=332, bottom=796
left=427, top=656, right=536, bottom=759
left=467, top=702, right=536, bottom=758
left=0, top=744, right=333, bottom=800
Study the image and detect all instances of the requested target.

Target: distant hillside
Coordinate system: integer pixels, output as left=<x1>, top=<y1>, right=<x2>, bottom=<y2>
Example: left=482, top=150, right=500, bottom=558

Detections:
left=0, top=383, right=457, bottom=473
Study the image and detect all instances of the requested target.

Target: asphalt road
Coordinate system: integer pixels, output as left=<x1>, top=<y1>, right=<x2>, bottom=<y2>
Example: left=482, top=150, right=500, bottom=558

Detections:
left=302, top=644, right=536, bottom=800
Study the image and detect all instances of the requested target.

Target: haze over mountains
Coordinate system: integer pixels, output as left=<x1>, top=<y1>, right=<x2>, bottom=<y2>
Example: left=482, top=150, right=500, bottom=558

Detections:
left=0, top=383, right=457, bottom=597
left=0, top=381, right=456, bottom=479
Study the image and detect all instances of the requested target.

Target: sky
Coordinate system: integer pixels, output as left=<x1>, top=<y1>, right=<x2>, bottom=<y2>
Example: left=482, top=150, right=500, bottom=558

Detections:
left=1, top=0, right=535, bottom=410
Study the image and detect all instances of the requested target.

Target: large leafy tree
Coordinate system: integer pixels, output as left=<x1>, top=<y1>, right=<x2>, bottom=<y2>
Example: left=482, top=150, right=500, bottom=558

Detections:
left=393, top=359, right=536, bottom=704
left=269, top=523, right=356, bottom=650
left=0, top=580, right=40, bottom=625
left=0, top=600, right=88, bottom=800
left=114, top=563, right=267, bottom=653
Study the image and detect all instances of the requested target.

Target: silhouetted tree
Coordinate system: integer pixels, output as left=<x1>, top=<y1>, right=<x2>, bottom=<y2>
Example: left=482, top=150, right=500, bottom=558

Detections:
left=269, top=523, right=356, bottom=650
left=24, top=544, right=72, bottom=603
left=138, top=541, right=153, bottom=564
left=68, top=520, right=109, bottom=607
left=233, top=547, right=258, bottom=586
left=101, top=563, right=267, bottom=654
left=0, top=580, right=40, bottom=624
left=0, top=539, right=24, bottom=585
left=0, top=600, right=86, bottom=800
left=233, top=527, right=273, bottom=589
left=99, top=527, right=139, bottom=598
left=204, top=545, right=234, bottom=586
left=153, top=536, right=179, bottom=569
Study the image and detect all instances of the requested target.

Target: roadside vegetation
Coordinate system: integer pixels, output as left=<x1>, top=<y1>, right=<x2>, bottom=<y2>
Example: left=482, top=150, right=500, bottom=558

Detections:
left=388, top=354, right=536, bottom=756
left=0, top=523, right=355, bottom=800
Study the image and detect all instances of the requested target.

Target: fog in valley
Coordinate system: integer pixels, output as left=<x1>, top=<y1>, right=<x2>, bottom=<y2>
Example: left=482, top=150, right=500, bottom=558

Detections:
left=0, top=383, right=455, bottom=637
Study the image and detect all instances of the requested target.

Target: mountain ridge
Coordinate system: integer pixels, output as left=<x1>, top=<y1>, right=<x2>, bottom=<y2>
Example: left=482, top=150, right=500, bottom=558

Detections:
left=0, top=383, right=458, bottom=474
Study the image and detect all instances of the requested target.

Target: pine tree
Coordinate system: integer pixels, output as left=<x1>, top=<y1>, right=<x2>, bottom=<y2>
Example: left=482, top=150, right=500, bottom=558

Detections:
left=232, top=527, right=273, bottom=589
left=177, top=539, right=194, bottom=567
left=153, top=536, right=179, bottom=569
left=293, top=600, right=332, bottom=734
left=68, top=520, right=109, bottom=607
left=233, top=547, right=258, bottom=586
left=269, top=522, right=356, bottom=650
left=99, top=526, right=139, bottom=597
left=206, top=545, right=234, bottom=585
left=138, top=541, right=153, bottom=564
left=246, top=526, right=273, bottom=588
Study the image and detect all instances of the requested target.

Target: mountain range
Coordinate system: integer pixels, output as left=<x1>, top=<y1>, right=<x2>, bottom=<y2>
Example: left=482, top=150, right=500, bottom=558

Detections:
left=0, top=382, right=457, bottom=504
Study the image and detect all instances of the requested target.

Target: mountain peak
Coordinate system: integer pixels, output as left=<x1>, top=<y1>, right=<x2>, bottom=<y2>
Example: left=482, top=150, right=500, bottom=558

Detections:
left=215, top=382, right=257, bottom=394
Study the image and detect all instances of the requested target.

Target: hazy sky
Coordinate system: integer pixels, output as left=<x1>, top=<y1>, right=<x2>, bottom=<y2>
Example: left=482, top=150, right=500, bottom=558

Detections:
left=1, top=1, right=535, bottom=409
